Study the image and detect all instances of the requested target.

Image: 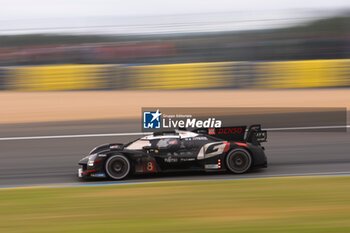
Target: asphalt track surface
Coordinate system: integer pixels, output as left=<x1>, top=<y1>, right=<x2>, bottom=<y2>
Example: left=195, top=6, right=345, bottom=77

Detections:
left=0, top=118, right=349, bottom=188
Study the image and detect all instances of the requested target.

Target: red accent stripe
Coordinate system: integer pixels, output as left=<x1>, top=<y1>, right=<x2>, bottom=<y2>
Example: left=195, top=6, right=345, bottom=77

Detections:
left=235, top=142, right=248, bottom=148
left=82, top=169, right=95, bottom=174
left=223, top=142, right=230, bottom=152
left=95, top=158, right=102, bottom=163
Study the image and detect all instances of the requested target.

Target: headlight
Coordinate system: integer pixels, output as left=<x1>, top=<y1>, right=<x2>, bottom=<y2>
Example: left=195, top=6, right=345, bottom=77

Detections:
left=88, top=154, right=97, bottom=166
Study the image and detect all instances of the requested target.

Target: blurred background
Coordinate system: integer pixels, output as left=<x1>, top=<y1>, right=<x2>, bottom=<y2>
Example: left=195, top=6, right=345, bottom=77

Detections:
left=1, top=3, right=350, bottom=233
left=0, top=0, right=350, bottom=90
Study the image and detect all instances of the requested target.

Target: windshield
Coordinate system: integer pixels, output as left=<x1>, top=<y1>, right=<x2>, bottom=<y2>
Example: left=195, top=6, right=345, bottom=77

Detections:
left=156, top=138, right=179, bottom=149
left=125, top=139, right=151, bottom=150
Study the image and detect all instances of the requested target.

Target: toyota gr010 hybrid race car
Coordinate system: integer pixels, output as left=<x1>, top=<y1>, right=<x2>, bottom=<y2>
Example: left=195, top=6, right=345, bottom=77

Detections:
left=78, top=125, right=267, bottom=180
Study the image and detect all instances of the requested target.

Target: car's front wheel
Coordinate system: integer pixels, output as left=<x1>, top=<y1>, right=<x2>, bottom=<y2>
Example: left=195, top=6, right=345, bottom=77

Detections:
left=226, top=149, right=252, bottom=174
left=105, top=154, right=130, bottom=180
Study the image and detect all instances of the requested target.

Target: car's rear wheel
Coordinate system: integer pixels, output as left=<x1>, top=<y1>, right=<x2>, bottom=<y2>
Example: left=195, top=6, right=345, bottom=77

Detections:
left=105, top=154, right=130, bottom=180
left=226, top=149, right=252, bottom=174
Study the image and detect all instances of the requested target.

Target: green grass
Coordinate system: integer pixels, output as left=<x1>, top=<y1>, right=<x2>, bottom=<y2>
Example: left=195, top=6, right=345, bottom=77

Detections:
left=1, top=176, right=350, bottom=233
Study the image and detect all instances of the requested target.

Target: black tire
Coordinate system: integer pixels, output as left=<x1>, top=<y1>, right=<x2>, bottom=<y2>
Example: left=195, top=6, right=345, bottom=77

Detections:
left=105, top=154, right=130, bottom=180
left=226, top=149, right=252, bottom=174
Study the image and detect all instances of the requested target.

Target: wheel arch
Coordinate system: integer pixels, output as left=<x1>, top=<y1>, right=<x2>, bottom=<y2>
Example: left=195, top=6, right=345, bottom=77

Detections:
left=225, top=146, right=255, bottom=166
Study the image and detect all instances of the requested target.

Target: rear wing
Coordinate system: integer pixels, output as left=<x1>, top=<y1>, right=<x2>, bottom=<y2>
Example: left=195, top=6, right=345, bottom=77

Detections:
left=245, top=124, right=267, bottom=145
left=193, top=124, right=267, bottom=144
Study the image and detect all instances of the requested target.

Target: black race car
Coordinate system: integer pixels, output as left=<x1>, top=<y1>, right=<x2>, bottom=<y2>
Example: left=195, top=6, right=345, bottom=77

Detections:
left=78, top=125, right=267, bottom=180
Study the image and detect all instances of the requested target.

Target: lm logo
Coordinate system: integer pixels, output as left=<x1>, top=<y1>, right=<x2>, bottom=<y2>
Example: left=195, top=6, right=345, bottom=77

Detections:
left=143, top=109, right=162, bottom=129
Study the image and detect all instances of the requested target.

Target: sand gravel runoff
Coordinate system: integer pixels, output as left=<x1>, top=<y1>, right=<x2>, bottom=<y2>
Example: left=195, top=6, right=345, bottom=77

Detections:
left=0, top=89, right=349, bottom=124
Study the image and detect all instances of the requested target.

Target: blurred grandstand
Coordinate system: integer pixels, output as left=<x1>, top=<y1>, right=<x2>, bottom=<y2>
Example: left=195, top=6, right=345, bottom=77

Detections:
left=0, top=13, right=349, bottom=90
left=1, top=15, right=349, bottom=65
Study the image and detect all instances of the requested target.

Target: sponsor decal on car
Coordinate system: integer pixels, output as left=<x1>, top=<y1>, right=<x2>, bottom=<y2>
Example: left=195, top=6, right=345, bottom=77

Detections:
left=164, top=157, right=178, bottom=163
left=197, top=142, right=227, bottom=160
left=91, top=173, right=106, bottom=177
left=193, top=136, right=208, bottom=140
left=208, top=128, right=216, bottom=135
left=180, top=158, right=195, bottom=162
left=205, top=164, right=220, bottom=169
left=218, top=127, right=243, bottom=134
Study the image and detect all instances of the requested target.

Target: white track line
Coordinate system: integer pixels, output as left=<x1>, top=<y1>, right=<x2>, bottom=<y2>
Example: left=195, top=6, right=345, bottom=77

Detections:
left=264, top=125, right=350, bottom=131
left=0, top=125, right=348, bottom=141
left=0, top=132, right=152, bottom=141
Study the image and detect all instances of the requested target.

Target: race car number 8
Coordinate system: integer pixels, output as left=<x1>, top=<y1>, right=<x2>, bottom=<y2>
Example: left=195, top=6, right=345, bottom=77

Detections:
left=147, top=162, right=154, bottom=171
